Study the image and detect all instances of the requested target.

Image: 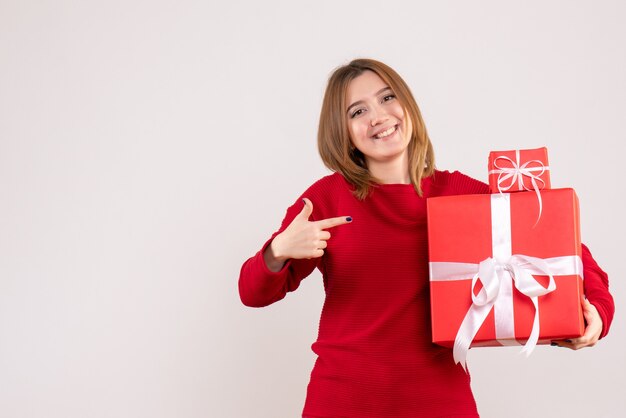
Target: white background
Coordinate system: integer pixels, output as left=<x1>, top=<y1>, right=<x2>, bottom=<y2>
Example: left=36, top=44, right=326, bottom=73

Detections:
left=1, top=1, right=624, bottom=417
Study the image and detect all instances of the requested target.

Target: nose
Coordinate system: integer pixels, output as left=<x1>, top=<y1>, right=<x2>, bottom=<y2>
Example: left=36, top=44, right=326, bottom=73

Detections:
left=369, top=104, right=388, bottom=127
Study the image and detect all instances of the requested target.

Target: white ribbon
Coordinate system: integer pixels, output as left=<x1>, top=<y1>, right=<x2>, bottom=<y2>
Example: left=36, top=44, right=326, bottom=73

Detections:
left=429, top=194, right=583, bottom=370
left=488, top=149, right=550, bottom=225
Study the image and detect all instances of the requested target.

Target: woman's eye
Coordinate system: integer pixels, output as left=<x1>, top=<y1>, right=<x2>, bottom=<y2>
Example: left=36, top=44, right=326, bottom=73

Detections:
left=383, top=94, right=396, bottom=102
left=351, top=109, right=364, bottom=118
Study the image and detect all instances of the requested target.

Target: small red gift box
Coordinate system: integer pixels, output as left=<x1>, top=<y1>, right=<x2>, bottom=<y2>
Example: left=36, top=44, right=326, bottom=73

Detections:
left=427, top=189, right=584, bottom=365
left=488, top=147, right=551, bottom=193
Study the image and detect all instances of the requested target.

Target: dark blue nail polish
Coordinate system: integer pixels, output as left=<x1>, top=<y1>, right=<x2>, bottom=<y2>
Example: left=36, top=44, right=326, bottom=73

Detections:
left=346, top=217, right=352, bottom=222
left=564, top=339, right=572, bottom=343
left=550, top=342, right=558, bottom=346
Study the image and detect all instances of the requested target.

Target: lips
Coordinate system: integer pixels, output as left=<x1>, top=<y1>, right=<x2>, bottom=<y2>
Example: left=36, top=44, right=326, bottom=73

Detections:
left=372, top=124, right=398, bottom=140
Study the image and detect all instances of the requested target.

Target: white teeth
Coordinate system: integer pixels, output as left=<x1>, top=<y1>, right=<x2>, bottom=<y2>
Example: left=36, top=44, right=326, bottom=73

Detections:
left=375, top=125, right=396, bottom=139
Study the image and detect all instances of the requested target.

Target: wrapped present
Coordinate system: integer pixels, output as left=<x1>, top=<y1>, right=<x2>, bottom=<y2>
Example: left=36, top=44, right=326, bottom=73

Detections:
left=427, top=188, right=584, bottom=368
left=488, top=147, right=551, bottom=194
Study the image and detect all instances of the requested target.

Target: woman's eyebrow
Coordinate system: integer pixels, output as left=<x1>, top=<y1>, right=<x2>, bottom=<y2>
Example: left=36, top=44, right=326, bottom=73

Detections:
left=346, top=87, right=393, bottom=114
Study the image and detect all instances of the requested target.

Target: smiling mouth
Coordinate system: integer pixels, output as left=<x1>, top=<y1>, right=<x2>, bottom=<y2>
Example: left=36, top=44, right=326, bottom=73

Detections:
left=373, top=125, right=398, bottom=140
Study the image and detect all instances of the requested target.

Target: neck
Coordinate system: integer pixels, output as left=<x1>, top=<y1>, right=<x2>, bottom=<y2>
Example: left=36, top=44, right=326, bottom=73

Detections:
left=367, top=153, right=411, bottom=184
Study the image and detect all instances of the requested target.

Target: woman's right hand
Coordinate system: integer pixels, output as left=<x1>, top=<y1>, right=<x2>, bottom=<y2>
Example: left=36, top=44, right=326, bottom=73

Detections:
left=264, top=198, right=352, bottom=272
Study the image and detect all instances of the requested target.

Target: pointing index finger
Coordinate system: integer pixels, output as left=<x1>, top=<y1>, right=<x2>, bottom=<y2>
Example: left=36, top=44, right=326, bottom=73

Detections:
left=315, top=216, right=353, bottom=230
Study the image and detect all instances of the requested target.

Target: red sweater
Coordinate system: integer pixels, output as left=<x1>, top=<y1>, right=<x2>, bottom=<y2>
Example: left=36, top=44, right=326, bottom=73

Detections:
left=239, top=170, right=614, bottom=418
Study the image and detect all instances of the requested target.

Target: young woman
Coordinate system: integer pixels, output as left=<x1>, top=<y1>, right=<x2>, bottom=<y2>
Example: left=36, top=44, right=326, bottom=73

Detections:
left=238, top=59, right=614, bottom=417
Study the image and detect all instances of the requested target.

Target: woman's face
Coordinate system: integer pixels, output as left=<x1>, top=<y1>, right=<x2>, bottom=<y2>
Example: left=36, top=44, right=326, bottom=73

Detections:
left=345, top=70, right=412, bottom=165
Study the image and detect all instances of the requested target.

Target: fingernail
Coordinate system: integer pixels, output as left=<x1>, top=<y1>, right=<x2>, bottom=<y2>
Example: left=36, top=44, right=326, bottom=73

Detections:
left=346, top=216, right=352, bottom=222
left=302, top=199, right=306, bottom=204
left=550, top=342, right=558, bottom=346
left=564, top=339, right=572, bottom=343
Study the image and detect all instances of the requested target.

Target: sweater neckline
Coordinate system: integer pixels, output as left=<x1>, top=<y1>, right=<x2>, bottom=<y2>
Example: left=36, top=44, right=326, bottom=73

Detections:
left=335, top=171, right=435, bottom=194
left=373, top=175, right=434, bottom=188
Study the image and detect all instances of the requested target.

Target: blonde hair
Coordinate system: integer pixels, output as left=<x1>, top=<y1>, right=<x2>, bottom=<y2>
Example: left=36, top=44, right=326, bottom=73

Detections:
left=317, top=58, right=435, bottom=200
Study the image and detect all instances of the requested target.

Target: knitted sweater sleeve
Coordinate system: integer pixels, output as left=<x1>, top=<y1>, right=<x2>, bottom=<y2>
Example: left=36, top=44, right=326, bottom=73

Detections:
left=447, top=170, right=615, bottom=338
left=446, top=170, right=491, bottom=195
left=238, top=177, right=332, bottom=308
left=581, top=244, right=614, bottom=338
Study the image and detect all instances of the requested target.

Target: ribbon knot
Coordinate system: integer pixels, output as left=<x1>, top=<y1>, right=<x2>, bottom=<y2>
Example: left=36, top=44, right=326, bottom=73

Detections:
left=489, top=150, right=550, bottom=226
left=453, top=255, right=557, bottom=370
left=492, top=156, right=547, bottom=194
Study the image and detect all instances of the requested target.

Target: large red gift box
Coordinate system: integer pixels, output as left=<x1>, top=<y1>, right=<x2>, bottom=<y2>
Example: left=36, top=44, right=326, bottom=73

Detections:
left=488, top=147, right=551, bottom=193
left=427, top=189, right=584, bottom=362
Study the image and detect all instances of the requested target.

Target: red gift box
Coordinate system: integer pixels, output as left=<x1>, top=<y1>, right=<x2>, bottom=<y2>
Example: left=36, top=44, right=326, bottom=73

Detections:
left=427, top=189, right=584, bottom=366
left=488, top=147, right=551, bottom=193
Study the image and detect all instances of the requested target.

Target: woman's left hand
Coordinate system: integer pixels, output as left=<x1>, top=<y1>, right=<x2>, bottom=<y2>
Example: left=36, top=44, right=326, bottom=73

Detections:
left=552, top=298, right=603, bottom=350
